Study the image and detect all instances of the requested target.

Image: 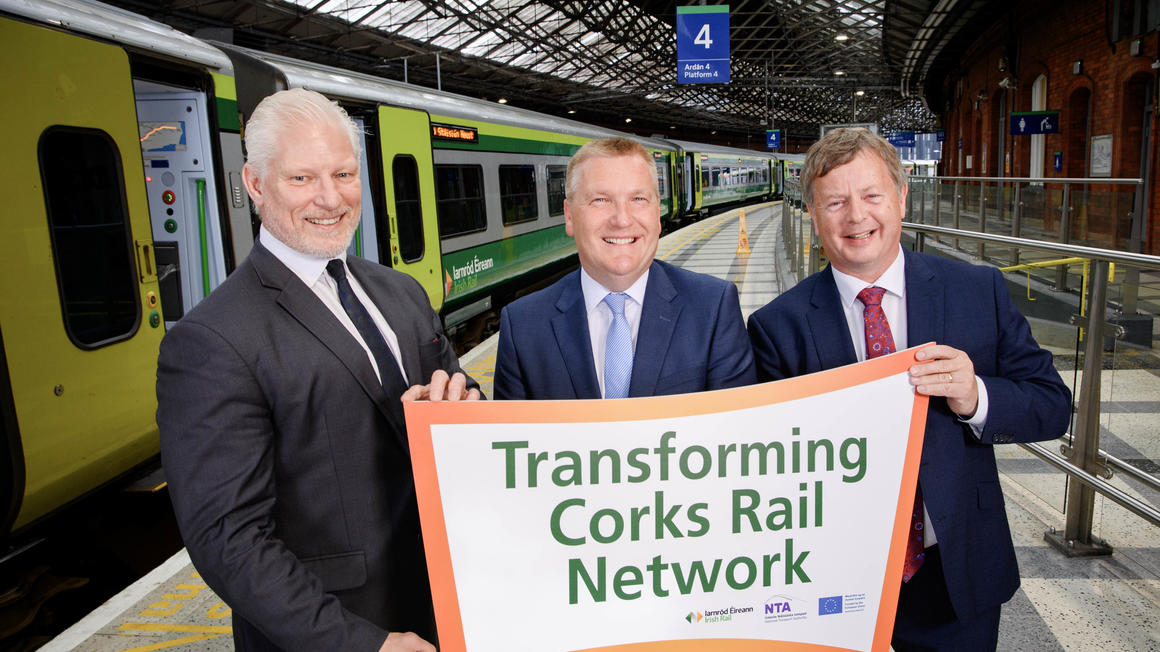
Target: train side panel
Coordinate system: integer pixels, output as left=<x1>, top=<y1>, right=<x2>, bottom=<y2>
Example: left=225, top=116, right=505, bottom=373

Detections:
left=1, top=17, right=164, bottom=531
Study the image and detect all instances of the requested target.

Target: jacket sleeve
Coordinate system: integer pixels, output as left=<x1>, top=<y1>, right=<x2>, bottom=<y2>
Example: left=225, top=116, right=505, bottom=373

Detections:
left=492, top=306, right=527, bottom=400
left=706, top=282, right=758, bottom=389
left=157, top=320, right=387, bottom=652
left=975, top=267, right=1072, bottom=444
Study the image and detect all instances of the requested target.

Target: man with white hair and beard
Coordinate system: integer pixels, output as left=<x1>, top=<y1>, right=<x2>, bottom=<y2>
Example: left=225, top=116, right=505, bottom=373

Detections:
left=157, top=88, right=478, bottom=652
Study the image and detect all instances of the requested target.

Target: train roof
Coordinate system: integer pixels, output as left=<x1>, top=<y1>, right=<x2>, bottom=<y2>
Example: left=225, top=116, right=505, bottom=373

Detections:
left=220, top=45, right=677, bottom=154
left=664, top=139, right=778, bottom=160
left=0, top=0, right=233, bottom=74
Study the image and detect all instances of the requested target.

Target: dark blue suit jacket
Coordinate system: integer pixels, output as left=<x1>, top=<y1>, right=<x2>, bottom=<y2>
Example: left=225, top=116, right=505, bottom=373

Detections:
left=747, top=249, right=1070, bottom=622
left=494, top=259, right=756, bottom=399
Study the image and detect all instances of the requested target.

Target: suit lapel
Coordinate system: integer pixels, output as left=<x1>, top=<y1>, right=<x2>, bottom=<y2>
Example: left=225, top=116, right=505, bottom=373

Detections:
left=250, top=245, right=408, bottom=444
left=903, top=250, right=943, bottom=349
left=551, top=275, right=601, bottom=398
left=808, top=266, right=859, bottom=370
left=629, top=262, right=679, bottom=397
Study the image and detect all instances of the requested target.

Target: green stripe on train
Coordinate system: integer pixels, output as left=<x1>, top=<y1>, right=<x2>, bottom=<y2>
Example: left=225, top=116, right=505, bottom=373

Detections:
left=442, top=225, right=575, bottom=302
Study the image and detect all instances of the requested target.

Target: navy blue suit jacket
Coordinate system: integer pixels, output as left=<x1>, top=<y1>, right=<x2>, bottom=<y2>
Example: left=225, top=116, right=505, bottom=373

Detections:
left=494, top=259, right=756, bottom=399
left=747, top=249, right=1070, bottom=622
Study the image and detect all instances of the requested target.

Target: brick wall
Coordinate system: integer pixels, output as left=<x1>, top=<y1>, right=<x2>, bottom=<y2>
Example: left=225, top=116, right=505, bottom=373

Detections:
left=939, top=0, right=1160, bottom=253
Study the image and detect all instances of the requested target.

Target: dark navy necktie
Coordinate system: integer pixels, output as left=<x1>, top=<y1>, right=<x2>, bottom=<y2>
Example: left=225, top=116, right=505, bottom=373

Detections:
left=326, top=259, right=408, bottom=398
left=858, top=286, right=925, bottom=582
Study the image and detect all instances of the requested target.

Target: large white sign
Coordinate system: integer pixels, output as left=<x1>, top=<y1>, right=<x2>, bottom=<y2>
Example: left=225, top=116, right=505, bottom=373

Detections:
left=406, top=346, right=930, bottom=652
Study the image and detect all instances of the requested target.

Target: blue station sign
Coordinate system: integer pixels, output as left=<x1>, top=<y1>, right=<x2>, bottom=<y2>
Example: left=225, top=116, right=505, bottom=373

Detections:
left=887, top=131, right=916, bottom=148
left=676, top=5, right=730, bottom=84
left=1010, top=110, right=1060, bottom=135
left=766, top=129, right=781, bottom=150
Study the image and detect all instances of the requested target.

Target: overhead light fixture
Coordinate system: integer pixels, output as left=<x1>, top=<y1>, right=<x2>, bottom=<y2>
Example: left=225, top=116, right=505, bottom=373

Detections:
left=669, top=125, right=676, bottom=129
left=625, top=117, right=632, bottom=123
left=567, top=109, right=576, bottom=114
left=711, top=130, right=717, bottom=135
left=835, top=33, right=849, bottom=41
left=497, top=98, right=508, bottom=104
left=834, top=70, right=846, bottom=76
left=855, top=89, right=865, bottom=96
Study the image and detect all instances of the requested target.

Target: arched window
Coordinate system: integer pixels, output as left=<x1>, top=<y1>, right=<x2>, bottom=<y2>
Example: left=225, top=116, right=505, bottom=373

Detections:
left=1030, top=75, right=1047, bottom=179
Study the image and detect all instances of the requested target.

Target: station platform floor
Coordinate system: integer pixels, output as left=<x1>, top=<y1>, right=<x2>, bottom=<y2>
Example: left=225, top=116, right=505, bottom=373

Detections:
left=42, top=203, right=1160, bottom=651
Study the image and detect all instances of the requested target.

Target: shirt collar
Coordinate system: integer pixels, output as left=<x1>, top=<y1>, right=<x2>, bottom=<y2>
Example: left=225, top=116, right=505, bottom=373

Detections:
left=259, top=224, right=347, bottom=287
left=831, top=245, right=906, bottom=309
left=579, top=265, right=650, bottom=313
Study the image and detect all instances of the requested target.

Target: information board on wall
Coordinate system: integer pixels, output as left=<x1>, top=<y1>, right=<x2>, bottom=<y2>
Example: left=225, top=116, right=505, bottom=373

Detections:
left=406, top=346, right=932, bottom=652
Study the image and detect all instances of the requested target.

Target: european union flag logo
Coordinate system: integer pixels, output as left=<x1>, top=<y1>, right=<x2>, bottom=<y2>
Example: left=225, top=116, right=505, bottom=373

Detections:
left=818, top=596, right=843, bottom=615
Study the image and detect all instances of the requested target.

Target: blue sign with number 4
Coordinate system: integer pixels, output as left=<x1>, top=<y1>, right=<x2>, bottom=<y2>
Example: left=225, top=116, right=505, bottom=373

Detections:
left=676, top=6, right=730, bottom=84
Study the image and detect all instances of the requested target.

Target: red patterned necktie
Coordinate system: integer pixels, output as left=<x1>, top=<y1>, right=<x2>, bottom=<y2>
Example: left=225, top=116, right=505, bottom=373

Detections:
left=857, top=286, right=925, bottom=583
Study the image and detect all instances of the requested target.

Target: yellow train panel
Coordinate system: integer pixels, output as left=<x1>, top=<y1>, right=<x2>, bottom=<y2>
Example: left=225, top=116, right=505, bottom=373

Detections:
left=1, top=17, right=164, bottom=530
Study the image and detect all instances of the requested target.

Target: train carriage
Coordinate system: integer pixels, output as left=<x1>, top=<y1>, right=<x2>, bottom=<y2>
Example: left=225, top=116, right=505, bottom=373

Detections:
left=218, top=46, right=682, bottom=346
left=0, top=0, right=248, bottom=536
left=0, top=0, right=774, bottom=543
left=666, top=139, right=777, bottom=220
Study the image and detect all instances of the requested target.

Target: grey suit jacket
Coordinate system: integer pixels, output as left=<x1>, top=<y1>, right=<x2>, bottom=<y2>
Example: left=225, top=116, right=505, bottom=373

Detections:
left=157, top=241, right=473, bottom=651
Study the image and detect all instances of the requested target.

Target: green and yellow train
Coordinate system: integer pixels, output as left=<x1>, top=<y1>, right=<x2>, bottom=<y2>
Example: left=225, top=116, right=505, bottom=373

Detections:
left=0, top=0, right=783, bottom=541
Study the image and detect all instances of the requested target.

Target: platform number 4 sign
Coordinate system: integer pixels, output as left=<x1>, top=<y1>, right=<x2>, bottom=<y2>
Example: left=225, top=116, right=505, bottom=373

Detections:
left=677, top=5, right=730, bottom=85
left=695, top=23, right=713, bottom=48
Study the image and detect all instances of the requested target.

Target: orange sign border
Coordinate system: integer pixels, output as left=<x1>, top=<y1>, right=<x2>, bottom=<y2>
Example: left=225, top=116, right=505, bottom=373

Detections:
left=405, top=345, right=931, bottom=652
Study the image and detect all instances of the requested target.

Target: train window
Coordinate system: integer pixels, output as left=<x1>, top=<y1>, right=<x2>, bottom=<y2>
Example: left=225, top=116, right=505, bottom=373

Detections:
left=654, top=158, right=669, bottom=199
left=547, top=165, right=566, bottom=216
left=701, top=168, right=710, bottom=188
left=434, top=164, right=486, bottom=237
left=392, top=155, right=424, bottom=262
left=499, top=165, right=537, bottom=225
left=38, top=127, right=140, bottom=349
left=711, top=168, right=721, bottom=187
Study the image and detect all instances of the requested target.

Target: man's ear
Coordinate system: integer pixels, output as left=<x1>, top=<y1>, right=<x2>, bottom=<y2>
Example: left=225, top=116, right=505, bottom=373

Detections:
left=241, top=163, right=264, bottom=208
left=563, top=198, right=575, bottom=237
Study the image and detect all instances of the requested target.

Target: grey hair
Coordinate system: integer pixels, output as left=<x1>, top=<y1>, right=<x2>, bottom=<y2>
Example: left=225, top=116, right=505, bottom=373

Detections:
left=801, top=127, right=904, bottom=209
left=243, top=88, right=362, bottom=177
left=566, top=137, right=658, bottom=198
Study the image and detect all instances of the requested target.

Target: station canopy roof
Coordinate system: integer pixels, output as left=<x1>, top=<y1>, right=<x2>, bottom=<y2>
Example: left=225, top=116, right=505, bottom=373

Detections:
left=108, top=0, right=994, bottom=147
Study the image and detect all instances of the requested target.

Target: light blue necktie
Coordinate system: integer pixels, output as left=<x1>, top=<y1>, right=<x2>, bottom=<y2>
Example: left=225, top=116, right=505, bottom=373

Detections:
left=602, top=292, right=633, bottom=399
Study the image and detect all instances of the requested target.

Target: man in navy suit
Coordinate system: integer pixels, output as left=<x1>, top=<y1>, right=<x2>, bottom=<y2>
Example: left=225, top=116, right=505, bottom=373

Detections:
left=747, top=128, right=1070, bottom=651
left=493, top=137, right=755, bottom=399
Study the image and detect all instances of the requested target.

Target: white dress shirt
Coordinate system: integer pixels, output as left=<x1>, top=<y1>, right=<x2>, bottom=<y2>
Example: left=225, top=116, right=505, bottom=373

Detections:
left=579, top=267, right=649, bottom=398
left=830, top=245, right=991, bottom=547
left=260, top=226, right=408, bottom=385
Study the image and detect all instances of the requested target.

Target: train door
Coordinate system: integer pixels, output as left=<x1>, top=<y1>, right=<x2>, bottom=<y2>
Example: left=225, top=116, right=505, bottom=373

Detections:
left=346, top=117, right=381, bottom=264
left=136, top=85, right=229, bottom=326
left=1, top=18, right=163, bottom=531
left=377, top=105, right=443, bottom=310
left=689, top=153, right=705, bottom=214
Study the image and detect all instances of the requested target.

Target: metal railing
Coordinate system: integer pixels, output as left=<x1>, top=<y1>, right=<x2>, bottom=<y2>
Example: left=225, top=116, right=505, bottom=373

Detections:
left=780, top=175, right=1160, bottom=556
left=905, top=174, right=1146, bottom=291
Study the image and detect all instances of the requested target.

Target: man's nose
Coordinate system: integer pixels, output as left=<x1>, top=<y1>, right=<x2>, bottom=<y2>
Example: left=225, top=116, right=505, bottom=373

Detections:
left=609, top=199, right=634, bottom=225
left=847, top=197, right=870, bottom=222
left=315, top=176, right=342, bottom=208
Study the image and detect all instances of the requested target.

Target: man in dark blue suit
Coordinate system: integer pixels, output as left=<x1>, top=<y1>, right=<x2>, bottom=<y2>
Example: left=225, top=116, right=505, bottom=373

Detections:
left=493, top=137, right=755, bottom=399
left=747, top=128, right=1070, bottom=651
